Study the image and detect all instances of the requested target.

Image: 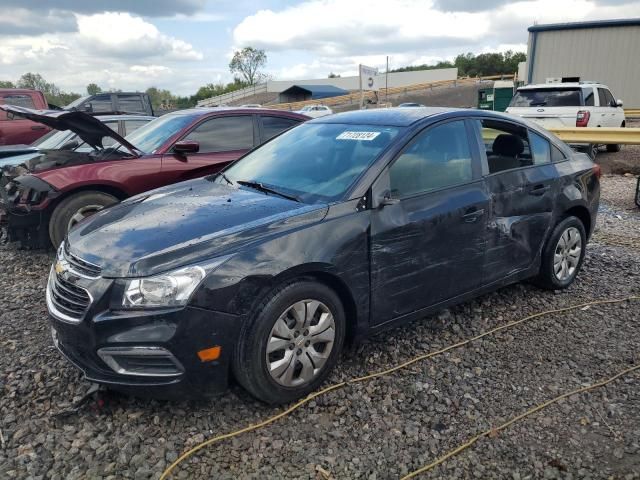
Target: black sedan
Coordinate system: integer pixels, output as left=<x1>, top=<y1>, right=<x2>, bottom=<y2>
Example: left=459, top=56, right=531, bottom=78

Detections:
left=47, top=108, right=600, bottom=403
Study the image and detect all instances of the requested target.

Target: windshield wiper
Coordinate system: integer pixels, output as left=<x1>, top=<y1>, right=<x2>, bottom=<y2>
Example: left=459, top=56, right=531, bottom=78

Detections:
left=217, top=171, right=233, bottom=186
left=530, top=102, right=547, bottom=106
left=237, top=180, right=300, bottom=202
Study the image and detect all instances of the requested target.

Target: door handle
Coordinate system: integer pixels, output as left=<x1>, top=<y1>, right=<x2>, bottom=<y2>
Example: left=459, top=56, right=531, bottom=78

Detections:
left=528, top=184, right=550, bottom=196
left=462, top=208, right=485, bottom=223
left=31, top=125, right=45, bottom=130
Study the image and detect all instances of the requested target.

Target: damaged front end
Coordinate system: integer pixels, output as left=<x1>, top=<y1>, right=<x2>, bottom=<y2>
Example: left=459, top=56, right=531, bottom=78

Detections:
left=0, top=167, right=59, bottom=247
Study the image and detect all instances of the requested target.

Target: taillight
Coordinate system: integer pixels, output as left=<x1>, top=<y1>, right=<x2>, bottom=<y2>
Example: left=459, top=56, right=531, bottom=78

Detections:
left=576, top=110, right=590, bottom=127
left=593, top=163, right=602, bottom=179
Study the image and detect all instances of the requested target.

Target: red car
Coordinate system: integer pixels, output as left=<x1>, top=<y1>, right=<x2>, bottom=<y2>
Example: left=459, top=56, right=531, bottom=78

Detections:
left=0, top=89, right=51, bottom=145
left=0, top=105, right=308, bottom=248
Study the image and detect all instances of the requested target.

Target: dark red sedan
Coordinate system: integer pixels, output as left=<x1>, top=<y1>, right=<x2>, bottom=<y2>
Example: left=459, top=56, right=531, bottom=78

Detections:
left=0, top=106, right=308, bottom=247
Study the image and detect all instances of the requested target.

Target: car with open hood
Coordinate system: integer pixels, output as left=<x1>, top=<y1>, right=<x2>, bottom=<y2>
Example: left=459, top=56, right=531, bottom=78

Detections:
left=47, top=107, right=600, bottom=404
left=0, top=112, right=153, bottom=169
left=0, top=105, right=308, bottom=248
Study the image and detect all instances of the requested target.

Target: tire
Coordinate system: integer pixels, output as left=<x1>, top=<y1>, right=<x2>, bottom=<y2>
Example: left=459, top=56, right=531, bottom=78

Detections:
left=534, top=216, right=587, bottom=290
left=606, top=143, right=621, bottom=153
left=587, top=144, right=598, bottom=160
left=49, top=191, right=118, bottom=248
left=607, top=122, right=624, bottom=153
left=232, top=280, right=346, bottom=404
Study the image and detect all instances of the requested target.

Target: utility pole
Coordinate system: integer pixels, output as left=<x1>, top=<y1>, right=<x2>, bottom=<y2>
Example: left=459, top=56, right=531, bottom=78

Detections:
left=386, top=56, right=389, bottom=105
left=359, top=64, right=363, bottom=110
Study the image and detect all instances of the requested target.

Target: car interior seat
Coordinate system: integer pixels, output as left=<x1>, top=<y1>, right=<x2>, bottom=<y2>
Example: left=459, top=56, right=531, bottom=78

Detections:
left=487, top=134, right=524, bottom=173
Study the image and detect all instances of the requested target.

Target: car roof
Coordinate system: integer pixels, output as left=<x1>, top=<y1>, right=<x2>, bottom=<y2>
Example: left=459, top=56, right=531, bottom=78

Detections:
left=309, top=107, right=462, bottom=127
left=517, top=82, right=607, bottom=90
left=92, top=114, right=155, bottom=121
left=176, top=107, right=306, bottom=118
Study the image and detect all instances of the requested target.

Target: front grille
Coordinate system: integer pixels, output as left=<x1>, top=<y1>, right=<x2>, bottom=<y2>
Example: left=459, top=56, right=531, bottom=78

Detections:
left=48, top=270, right=91, bottom=322
left=64, top=243, right=102, bottom=278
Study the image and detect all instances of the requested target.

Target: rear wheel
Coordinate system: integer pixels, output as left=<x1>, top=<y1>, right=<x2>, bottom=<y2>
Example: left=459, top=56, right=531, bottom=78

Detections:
left=534, top=216, right=586, bottom=290
left=232, top=280, right=346, bottom=404
left=606, top=122, right=624, bottom=152
left=49, top=191, right=118, bottom=248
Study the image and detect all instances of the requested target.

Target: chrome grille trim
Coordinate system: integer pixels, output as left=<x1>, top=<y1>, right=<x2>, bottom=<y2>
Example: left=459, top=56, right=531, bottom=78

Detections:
left=46, top=267, right=93, bottom=324
left=63, top=243, right=102, bottom=278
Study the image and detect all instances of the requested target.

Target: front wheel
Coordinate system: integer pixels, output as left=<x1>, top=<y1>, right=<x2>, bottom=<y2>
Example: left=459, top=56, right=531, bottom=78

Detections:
left=49, top=191, right=118, bottom=248
left=534, top=216, right=587, bottom=290
left=232, top=280, right=346, bottom=404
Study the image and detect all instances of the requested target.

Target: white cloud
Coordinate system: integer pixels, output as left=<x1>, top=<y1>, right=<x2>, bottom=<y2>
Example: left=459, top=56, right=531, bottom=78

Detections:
left=76, top=13, right=203, bottom=61
left=234, top=0, right=490, bottom=56
left=0, top=12, right=204, bottom=95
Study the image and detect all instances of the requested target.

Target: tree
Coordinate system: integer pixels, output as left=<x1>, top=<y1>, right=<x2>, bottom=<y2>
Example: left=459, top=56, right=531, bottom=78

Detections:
left=0, top=80, right=15, bottom=88
left=229, top=47, right=267, bottom=85
left=328, top=72, right=341, bottom=78
left=86, top=83, right=102, bottom=95
left=16, top=72, right=80, bottom=106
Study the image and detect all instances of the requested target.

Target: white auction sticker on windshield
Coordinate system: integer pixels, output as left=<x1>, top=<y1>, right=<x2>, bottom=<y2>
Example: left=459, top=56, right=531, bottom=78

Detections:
left=336, top=131, right=381, bottom=141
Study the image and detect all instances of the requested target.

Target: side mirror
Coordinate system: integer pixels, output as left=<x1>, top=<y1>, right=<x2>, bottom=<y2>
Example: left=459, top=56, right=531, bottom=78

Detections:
left=376, top=189, right=400, bottom=208
left=83, top=104, right=93, bottom=112
left=616, top=99, right=624, bottom=107
left=173, top=140, right=199, bottom=154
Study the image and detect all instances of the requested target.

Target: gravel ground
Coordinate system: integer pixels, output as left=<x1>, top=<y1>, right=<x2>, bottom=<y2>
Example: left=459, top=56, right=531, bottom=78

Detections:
left=1, top=176, right=639, bottom=480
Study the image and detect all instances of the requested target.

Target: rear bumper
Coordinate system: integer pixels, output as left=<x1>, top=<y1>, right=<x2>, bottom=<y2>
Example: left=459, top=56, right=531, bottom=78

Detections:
left=49, top=305, right=244, bottom=399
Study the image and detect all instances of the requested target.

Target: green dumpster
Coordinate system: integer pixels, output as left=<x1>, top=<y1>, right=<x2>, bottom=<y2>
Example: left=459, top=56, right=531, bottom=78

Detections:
left=477, top=81, right=514, bottom=112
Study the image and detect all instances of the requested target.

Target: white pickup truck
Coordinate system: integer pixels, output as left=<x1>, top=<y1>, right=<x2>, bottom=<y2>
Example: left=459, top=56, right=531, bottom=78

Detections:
left=506, top=82, right=626, bottom=155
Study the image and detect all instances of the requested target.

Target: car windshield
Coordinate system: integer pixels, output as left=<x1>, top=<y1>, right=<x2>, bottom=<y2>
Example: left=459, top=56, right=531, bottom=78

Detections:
left=510, top=88, right=582, bottom=107
left=300, top=106, right=314, bottom=111
left=220, top=123, right=401, bottom=203
left=64, top=95, right=91, bottom=109
left=125, top=113, right=195, bottom=154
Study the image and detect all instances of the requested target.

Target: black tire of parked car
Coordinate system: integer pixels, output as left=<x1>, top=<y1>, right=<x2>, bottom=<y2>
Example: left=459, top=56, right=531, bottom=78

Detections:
left=232, top=279, right=346, bottom=404
left=533, top=215, right=587, bottom=290
left=606, top=122, right=624, bottom=153
left=49, top=191, right=118, bottom=248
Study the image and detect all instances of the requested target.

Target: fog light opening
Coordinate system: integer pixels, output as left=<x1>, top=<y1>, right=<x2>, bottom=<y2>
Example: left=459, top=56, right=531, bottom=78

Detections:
left=97, top=346, right=184, bottom=377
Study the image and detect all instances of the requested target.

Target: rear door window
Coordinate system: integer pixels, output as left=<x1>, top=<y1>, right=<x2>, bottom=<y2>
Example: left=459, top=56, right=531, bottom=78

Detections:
left=86, top=94, right=113, bottom=113
left=529, top=131, right=551, bottom=165
left=476, top=119, right=532, bottom=173
left=597, top=88, right=609, bottom=107
left=509, top=89, right=582, bottom=107
left=182, top=115, right=255, bottom=153
left=260, top=116, right=301, bottom=141
left=117, top=94, right=144, bottom=113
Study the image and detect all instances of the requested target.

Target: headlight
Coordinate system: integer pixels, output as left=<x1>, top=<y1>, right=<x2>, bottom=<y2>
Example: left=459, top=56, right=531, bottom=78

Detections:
left=121, top=256, right=231, bottom=308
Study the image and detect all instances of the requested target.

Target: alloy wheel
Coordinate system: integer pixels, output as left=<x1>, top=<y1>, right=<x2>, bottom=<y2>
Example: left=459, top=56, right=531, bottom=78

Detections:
left=67, top=204, right=105, bottom=231
left=266, top=299, right=336, bottom=387
left=553, top=226, right=582, bottom=281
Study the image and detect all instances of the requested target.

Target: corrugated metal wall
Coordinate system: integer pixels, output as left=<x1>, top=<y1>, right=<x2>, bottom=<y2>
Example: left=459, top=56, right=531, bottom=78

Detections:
left=528, top=25, right=640, bottom=107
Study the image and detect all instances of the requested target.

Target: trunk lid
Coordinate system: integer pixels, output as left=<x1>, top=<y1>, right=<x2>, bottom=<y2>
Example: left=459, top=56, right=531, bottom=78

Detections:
left=506, top=107, right=579, bottom=128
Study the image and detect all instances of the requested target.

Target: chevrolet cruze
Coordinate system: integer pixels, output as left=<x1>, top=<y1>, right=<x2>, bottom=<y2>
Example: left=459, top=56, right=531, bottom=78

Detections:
left=47, top=108, right=600, bottom=404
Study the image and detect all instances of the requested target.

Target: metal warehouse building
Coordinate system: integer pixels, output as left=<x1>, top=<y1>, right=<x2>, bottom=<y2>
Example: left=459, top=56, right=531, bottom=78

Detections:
left=526, top=19, right=640, bottom=107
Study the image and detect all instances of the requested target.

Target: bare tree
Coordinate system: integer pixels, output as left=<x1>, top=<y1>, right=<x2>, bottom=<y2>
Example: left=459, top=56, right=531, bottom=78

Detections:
left=229, top=47, right=267, bottom=85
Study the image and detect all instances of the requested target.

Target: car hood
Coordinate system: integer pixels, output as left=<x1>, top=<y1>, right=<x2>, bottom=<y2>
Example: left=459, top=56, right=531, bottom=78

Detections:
left=0, top=105, right=140, bottom=154
left=67, top=177, right=328, bottom=278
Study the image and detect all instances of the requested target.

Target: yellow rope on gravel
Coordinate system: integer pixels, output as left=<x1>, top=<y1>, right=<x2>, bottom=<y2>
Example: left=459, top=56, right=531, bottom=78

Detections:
left=160, top=295, right=640, bottom=480
left=402, top=363, right=640, bottom=479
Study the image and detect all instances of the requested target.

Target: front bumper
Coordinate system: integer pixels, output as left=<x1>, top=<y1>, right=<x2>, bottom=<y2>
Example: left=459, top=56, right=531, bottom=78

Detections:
left=1, top=205, right=49, bottom=247
left=48, top=270, right=244, bottom=398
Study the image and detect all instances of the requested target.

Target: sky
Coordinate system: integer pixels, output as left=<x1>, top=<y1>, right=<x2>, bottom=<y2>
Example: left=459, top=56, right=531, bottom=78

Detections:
left=1, top=0, right=640, bottom=96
